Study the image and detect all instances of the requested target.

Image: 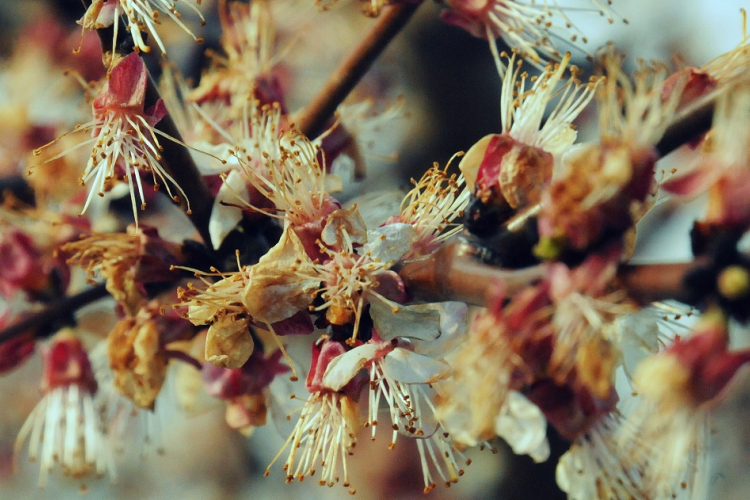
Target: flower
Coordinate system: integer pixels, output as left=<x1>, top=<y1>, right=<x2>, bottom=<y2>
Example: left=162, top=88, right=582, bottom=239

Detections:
left=618, top=311, right=750, bottom=497
left=202, top=347, right=290, bottom=435
left=460, top=52, right=601, bottom=209
left=321, top=301, right=477, bottom=492
left=107, top=304, right=184, bottom=409
left=536, top=47, right=685, bottom=254
left=556, top=414, right=648, bottom=499
left=14, top=331, right=113, bottom=487
left=33, top=53, right=189, bottom=226
left=79, top=0, right=205, bottom=58
left=61, top=224, right=184, bottom=316
left=661, top=83, right=750, bottom=232
left=192, top=101, right=284, bottom=249
left=189, top=0, right=283, bottom=114
left=440, top=0, right=620, bottom=74
left=397, top=161, right=470, bottom=257
left=179, top=225, right=318, bottom=368
left=266, top=338, right=360, bottom=493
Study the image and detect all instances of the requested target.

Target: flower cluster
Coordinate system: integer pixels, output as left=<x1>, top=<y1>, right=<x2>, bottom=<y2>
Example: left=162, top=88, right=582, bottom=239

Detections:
left=4, top=1, right=750, bottom=498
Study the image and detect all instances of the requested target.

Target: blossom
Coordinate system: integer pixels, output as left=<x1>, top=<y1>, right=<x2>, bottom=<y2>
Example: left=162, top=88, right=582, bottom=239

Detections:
left=179, top=225, right=318, bottom=368
left=556, top=415, right=648, bottom=499
left=239, top=129, right=342, bottom=228
left=397, top=162, right=470, bottom=257
left=14, top=331, right=113, bottom=486
left=202, top=347, right=289, bottom=435
left=189, top=0, right=283, bottom=113
left=321, top=302, right=484, bottom=492
left=440, top=0, right=620, bottom=74
left=107, top=303, right=194, bottom=409
left=536, top=47, right=686, bottom=254
left=33, top=53, right=189, bottom=226
left=436, top=283, right=552, bottom=454
left=618, top=311, right=750, bottom=497
left=661, top=83, right=750, bottom=231
left=192, top=101, right=284, bottom=249
left=61, top=224, right=184, bottom=316
left=79, top=0, right=205, bottom=57
left=460, top=52, right=601, bottom=210
left=266, top=339, right=360, bottom=493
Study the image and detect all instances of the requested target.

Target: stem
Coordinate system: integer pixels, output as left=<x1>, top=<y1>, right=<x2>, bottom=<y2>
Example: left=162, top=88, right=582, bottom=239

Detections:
left=293, top=3, right=421, bottom=139
left=398, top=240, right=707, bottom=306
left=655, top=92, right=715, bottom=157
left=397, top=241, right=546, bottom=305
left=0, top=285, right=110, bottom=344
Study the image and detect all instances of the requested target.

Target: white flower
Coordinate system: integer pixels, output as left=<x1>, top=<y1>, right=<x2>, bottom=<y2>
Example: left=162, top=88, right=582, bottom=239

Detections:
left=556, top=415, right=648, bottom=499
left=321, top=301, right=471, bottom=493
left=81, top=0, right=205, bottom=57
left=265, top=391, right=359, bottom=493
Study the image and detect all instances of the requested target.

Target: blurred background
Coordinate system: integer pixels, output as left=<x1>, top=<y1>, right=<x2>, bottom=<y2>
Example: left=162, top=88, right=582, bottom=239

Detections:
left=1, top=0, right=750, bottom=499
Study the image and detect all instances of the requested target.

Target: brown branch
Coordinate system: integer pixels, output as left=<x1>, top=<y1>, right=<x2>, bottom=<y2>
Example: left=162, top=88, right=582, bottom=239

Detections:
left=293, top=3, right=422, bottom=139
left=398, top=240, right=706, bottom=306
left=0, top=284, right=109, bottom=344
left=397, top=241, right=546, bottom=305
left=655, top=91, right=715, bottom=157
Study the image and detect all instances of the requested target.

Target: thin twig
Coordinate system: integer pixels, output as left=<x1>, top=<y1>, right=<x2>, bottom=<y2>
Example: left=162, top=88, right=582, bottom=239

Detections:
left=293, top=3, right=421, bottom=139
left=398, top=240, right=707, bottom=306
left=0, top=285, right=109, bottom=344
left=655, top=91, right=715, bottom=157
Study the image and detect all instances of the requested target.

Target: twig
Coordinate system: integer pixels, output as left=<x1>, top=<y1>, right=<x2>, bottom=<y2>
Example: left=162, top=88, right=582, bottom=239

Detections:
left=293, top=3, right=421, bottom=139
left=0, top=284, right=109, bottom=344
left=398, top=241, right=707, bottom=306
left=655, top=92, right=715, bottom=157
left=397, top=241, right=546, bottom=305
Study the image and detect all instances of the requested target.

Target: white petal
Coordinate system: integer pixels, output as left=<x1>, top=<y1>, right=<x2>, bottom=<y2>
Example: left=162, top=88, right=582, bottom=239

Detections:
left=412, top=301, right=469, bottom=357
left=345, top=190, right=405, bottom=229
left=191, top=142, right=239, bottom=175
left=381, top=348, right=449, bottom=384
left=322, top=344, right=379, bottom=391
left=360, top=223, right=416, bottom=264
left=368, top=292, right=441, bottom=341
left=209, top=169, right=247, bottom=250
left=495, top=391, right=550, bottom=462
left=612, top=311, right=661, bottom=379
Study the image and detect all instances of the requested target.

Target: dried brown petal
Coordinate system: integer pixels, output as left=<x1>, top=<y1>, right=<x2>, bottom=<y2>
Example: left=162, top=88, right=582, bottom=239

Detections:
left=108, top=317, right=167, bottom=409
left=205, top=315, right=254, bottom=369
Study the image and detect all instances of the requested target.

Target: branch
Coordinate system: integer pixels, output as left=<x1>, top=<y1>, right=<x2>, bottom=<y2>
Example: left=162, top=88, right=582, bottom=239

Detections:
left=655, top=92, right=715, bottom=157
left=398, top=241, right=706, bottom=306
left=293, top=3, right=422, bottom=139
left=0, top=284, right=109, bottom=344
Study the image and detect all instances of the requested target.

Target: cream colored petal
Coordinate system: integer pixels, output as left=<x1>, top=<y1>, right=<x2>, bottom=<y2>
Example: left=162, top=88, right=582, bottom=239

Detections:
left=381, top=348, right=449, bottom=384
left=368, top=292, right=441, bottom=341
left=242, top=226, right=318, bottom=324
left=459, top=134, right=494, bottom=192
left=321, top=205, right=368, bottom=248
left=360, top=223, right=416, bottom=264
left=322, top=343, right=380, bottom=391
left=205, top=315, right=254, bottom=369
left=209, top=169, right=247, bottom=250
left=494, top=391, right=550, bottom=463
